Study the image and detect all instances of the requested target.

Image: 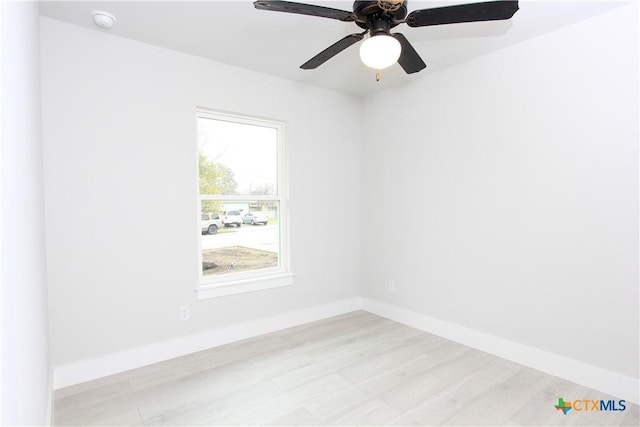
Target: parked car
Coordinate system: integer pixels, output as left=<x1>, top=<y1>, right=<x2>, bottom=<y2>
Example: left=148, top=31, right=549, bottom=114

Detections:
left=243, top=212, right=268, bottom=225
left=201, top=212, right=222, bottom=235
left=222, top=210, right=243, bottom=227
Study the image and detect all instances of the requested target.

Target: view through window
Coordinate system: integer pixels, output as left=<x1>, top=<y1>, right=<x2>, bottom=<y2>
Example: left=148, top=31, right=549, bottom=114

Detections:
left=198, top=110, right=286, bottom=283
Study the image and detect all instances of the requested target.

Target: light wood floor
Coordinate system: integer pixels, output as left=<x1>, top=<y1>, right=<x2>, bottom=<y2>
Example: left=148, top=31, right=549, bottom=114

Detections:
left=53, top=311, right=639, bottom=426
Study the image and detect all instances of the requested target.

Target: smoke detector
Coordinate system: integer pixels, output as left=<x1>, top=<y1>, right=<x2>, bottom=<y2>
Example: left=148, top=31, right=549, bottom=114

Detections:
left=92, top=10, right=116, bottom=29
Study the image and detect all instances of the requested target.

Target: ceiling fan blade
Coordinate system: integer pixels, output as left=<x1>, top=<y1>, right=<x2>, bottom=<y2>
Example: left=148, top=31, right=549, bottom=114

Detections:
left=253, top=0, right=355, bottom=22
left=393, top=33, right=426, bottom=74
left=406, top=1, right=518, bottom=27
left=301, top=33, right=365, bottom=70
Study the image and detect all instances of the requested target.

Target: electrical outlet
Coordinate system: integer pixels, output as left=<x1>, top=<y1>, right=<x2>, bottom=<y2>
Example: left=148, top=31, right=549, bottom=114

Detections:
left=388, top=280, right=397, bottom=294
left=179, top=305, right=190, bottom=321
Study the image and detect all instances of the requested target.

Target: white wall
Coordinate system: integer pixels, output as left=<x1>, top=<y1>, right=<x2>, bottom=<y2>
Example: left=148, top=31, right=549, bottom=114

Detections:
left=1, top=2, right=51, bottom=425
left=362, top=2, right=638, bottom=381
left=40, top=18, right=362, bottom=368
left=39, top=0, right=638, bottom=401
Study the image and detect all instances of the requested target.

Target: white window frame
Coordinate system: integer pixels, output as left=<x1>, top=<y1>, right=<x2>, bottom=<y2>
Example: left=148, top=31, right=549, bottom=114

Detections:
left=195, top=109, right=293, bottom=299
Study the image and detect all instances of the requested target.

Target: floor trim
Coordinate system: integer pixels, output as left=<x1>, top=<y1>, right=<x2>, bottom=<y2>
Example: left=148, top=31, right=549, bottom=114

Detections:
left=362, top=297, right=639, bottom=405
left=53, top=296, right=639, bottom=406
left=52, top=297, right=363, bottom=389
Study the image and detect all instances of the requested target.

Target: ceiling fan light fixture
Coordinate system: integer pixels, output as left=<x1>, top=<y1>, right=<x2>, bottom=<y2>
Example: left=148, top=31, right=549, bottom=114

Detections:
left=359, top=34, right=401, bottom=70
left=254, top=0, right=519, bottom=74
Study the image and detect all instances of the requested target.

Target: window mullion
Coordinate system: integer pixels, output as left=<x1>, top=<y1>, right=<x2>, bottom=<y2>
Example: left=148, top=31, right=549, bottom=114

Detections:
left=201, top=195, right=281, bottom=202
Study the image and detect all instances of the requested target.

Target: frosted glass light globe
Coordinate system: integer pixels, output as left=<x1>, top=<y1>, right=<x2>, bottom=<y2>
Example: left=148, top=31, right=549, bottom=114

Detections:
left=359, top=35, right=401, bottom=70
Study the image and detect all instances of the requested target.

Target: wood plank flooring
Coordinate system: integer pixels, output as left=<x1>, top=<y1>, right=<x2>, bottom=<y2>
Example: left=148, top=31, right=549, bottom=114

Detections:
left=53, top=311, right=639, bottom=426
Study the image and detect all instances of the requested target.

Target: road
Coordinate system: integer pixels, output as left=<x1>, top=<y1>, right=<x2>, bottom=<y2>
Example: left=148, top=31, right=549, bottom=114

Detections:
left=201, top=224, right=278, bottom=253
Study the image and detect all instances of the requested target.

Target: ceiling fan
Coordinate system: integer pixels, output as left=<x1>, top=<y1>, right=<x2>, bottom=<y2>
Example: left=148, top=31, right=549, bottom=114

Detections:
left=254, top=0, right=519, bottom=74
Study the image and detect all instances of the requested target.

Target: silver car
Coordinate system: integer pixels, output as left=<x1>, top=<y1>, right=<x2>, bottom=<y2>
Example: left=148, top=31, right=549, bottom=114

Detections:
left=242, top=212, right=268, bottom=225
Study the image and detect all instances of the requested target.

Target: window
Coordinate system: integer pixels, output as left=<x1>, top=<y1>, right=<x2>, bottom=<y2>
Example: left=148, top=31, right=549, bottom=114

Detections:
left=196, top=110, right=292, bottom=298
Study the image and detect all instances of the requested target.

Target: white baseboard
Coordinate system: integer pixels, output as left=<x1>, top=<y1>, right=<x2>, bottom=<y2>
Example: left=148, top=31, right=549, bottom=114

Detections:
left=53, top=296, right=638, bottom=406
left=53, top=297, right=363, bottom=389
left=362, top=297, right=639, bottom=405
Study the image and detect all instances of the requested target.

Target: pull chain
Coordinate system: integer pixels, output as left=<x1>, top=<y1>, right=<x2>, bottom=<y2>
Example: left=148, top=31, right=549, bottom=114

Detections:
left=375, top=70, right=381, bottom=81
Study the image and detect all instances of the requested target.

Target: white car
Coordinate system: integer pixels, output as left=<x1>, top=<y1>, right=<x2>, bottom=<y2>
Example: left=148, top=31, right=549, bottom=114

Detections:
left=222, top=210, right=243, bottom=227
left=201, top=212, right=223, bottom=235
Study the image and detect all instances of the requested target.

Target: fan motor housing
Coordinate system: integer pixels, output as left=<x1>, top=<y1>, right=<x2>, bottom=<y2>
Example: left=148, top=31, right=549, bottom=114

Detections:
left=353, top=0, right=408, bottom=30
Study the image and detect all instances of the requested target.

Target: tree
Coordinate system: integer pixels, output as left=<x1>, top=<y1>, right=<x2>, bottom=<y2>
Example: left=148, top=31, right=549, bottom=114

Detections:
left=249, top=183, right=276, bottom=212
left=250, top=183, right=275, bottom=196
left=199, top=152, right=237, bottom=213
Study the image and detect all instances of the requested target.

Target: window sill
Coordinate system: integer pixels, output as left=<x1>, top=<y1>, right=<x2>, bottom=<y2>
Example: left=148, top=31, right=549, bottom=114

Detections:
left=196, top=272, right=295, bottom=299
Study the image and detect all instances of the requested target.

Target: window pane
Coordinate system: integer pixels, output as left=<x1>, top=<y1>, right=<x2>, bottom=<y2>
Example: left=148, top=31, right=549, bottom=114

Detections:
left=201, top=201, right=279, bottom=276
left=198, top=117, right=277, bottom=196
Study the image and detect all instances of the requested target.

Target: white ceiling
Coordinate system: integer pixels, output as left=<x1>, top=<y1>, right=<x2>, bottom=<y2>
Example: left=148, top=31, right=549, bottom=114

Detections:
left=39, top=0, right=626, bottom=97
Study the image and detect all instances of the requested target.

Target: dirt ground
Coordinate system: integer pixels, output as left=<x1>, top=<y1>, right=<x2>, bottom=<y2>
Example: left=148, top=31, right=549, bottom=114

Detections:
left=202, top=246, right=278, bottom=275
